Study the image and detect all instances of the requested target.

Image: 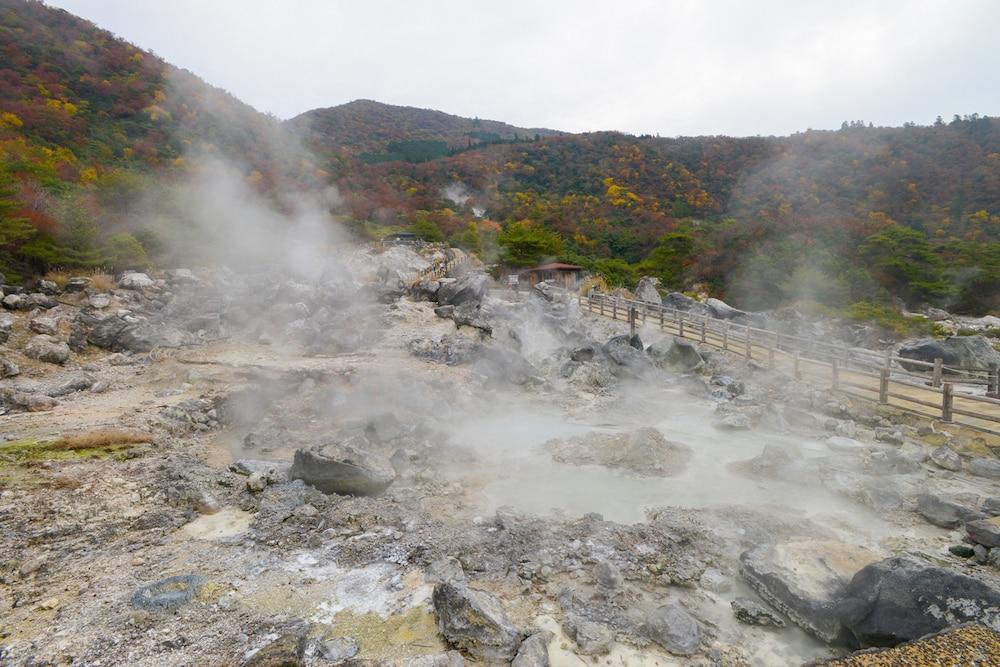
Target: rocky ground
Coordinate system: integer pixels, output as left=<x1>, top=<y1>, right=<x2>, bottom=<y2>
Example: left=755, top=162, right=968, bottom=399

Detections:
left=2, top=247, right=1000, bottom=666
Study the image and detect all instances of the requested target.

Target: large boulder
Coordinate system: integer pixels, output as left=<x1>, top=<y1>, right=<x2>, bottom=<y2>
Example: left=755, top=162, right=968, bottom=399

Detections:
left=437, top=272, right=489, bottom=307
left=739, top=540, right=881, bottom=643
left=646, top=337, right=704, bottom=373
left=915, top=494, right=984, bottom=529
left=644, top=602, right=701, bottom=656
left=544, top=427, right=691, bottom=477
left=511, top=631, right=552, bottom=667
left=634, top=276, right=662, bottom=305
left=289, top=438, right=395, bottom=496
left=602, top=334, right=647, bottom=368
left=838, top=557, right=1000, bottom=648
left=897, top=335, right=1000, bottom=372
left=663, top=292, right=709, bottom=317
left=432, top=582, right=524, bottom=662
left=966, top=516, right=1000, bottom=548
left=705, top=297, right=746, bottom=321
left=119, top=272, right=155, bottom=290
left=24, top=335, right=70, bottom=365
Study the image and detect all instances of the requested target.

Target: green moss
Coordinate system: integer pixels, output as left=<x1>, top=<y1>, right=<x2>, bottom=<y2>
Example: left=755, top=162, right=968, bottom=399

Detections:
left=0, top=438, right=144, bottom=464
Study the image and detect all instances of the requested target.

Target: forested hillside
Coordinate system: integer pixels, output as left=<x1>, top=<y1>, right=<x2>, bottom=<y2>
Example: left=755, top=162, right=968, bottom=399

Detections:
left=0, top=0, right=998, bottom=316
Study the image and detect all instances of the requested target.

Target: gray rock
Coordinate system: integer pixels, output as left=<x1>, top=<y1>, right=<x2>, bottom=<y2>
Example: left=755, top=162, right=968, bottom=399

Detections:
left=437, top=272, right=489, bottom=307
left=25, top=395, right=58, bottom=412
left=699, top=568, right=730, bottom=593
left=119, top=272, right=155, bottom=289
left=929, top=446, right=962, bottom=471
left=594, top=560, right=623, bottom=592
left=36, top=279, right=58, bottom=295
left=24, top=335, right=70, bottom=364
left=29, top=317, right=58, bottom=335
left=432, top=582, right=524, bottom=662
left=634, top=276, right=662, bottom=305
left=983, top=497, right=1000, bottom=514
left=825, top=436, right=867, bottom=454
left=245, top=633, right=305, bottom=667
left=898, top=335, right=1000, bottom=372
left=563, top=615, right=613, bottom=655
left=705, top=297, right=745, bottom=321
left=290, top=439, right=395, bottom=496
left=645, top=602, right=701, bottom=656
left=63, top=277, right=91, bottom=292
left=544, top=427, right=691, bottom=477
left=966, top=517, right=1000, bottom=548
left=838, top=557, right=1000, bottom=648
left=873, top=427, right=904, bottom=445
left=602, top=334, right=648, bottom=368
left=0, top=357, right=19, bottom=378
left=646, top=336, right=704, bottom=373
left=317, top=637, right=359, bottom=662
left=739, top=540, right=880, bottom=643
left=973, top=544, right=990, bottom=564
left=731, top=597, right=786, bottom=628
left=47, top=374, right=94, bottom=398
left=512, top=631, right=552, bottom=667
left=88, top=293, right=111, bottom=309
left=2, top=293, right=28, bottom=310
left=968, top=458, right=1000, bottom=480
left=246, top=471, right=269, bottom=492
left=916, top=494, right=984, bottom=529
left=131, top=574, right=206, bottom=611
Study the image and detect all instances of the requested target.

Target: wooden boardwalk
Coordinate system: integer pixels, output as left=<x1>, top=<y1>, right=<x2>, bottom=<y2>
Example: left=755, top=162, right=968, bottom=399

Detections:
left=580, top=294, right=1000, bottom=438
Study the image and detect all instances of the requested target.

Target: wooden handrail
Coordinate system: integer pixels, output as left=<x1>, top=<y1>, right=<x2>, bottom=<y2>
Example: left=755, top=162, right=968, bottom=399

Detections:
left=580, top=293, right=1000, bottom=434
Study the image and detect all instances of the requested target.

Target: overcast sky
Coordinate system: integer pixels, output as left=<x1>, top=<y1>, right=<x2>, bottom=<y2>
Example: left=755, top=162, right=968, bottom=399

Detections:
left=47, top=0, right=1000, bottom=137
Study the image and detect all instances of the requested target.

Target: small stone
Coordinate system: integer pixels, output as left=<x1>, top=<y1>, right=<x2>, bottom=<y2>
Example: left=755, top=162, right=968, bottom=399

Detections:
left=25, top=395, right=58, bottom=412
left=512, top=630, right=553, bottom=667
left=217, top=594, right=238, bottom=612
left=246, top=471, right=268, bottom=492
left=731, top=597, right=786, bottom=627
left=929, top=446, right=962, bottom=472
left=966, top=516, right=1000, bottom=548
left=645, top=602, right=701, bottom=656
left=949, top=545, right=975, bottom=558
left=594, top=560, right=623, bottom=592
left=194, top=491, right=221, bottom=515
left=874, top=427, right=904, bottom=445
left=293, top=503, right=318, bottom=518
left=318, top=637, right=359, bottom=662
left=37, top=597, right=60, bottom=610
left=131, top=557, right=146, bottom=566
left=19, top=556, right=48, bottom=577
left=563, top=615, right=613, bottom=655
left=973, top=544, right=989, bottom=564
left=699, top=567, right=730, bottom=593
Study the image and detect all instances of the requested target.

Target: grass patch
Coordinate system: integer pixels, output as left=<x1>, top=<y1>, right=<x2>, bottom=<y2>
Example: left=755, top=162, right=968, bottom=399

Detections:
left=1, top=429, right=153, bottom=464
left=843, top=301, right=934, bottom=337
left=43, top=269, right=114, bottom=291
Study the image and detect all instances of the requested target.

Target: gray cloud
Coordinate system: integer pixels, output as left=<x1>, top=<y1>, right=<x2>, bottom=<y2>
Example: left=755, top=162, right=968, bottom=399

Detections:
left=47, top=0, right=1000, bottom=136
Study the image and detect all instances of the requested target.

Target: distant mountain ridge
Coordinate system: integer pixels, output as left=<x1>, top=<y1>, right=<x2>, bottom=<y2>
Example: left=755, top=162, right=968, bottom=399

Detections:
left=286, top=99, right=561, bottom=161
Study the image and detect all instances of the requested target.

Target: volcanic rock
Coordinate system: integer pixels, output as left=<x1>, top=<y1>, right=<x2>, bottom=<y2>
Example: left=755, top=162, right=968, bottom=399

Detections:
left=644, top=602, right=701, bottom=656
left=289, top=440, right=395, bottom=496
left=24, top=335, right=70, bottom=364
left=432, top=582, right=524, bottom=662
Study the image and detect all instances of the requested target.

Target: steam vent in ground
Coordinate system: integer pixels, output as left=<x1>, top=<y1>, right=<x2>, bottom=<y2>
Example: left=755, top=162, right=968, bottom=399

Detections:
left=3, top=243, right=1000, bottom=666
left=3, top=1, right=1000, bottom=665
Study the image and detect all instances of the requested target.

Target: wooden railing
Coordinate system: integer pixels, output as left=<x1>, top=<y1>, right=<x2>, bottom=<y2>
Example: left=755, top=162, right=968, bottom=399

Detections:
left=580, top=293, right=1000, bottom=437
left=412, top=252, right=470, bottom=285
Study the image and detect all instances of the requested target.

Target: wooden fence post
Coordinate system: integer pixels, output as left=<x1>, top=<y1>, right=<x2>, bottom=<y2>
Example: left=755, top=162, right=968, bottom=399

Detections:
left=879, top=368, right=889, bottom=404
left=679, top=313, right=685, bottom=338
left=989, top=364, right=999, bottom=398
left=932, top=358, right=943, bottom=388
left=722, top=323, right=729, bottom=351
left=612, top=300, right=617, bottom=320
left=942, top=382, right=954, bottom=422
left=629, top=307, right=636, bottom=336
left=768, top=333, right=776, bottom=369
left=794, top=351, right=801, bottom=380
left=700, top=317, right=707, bottom=343
left=831, top=359, right=839, bottom=389
left=659, top=308, right=664, bottom=330
left=744, top=325, right=752, bottom=359
left=600, top=297, right=605, bottom=316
